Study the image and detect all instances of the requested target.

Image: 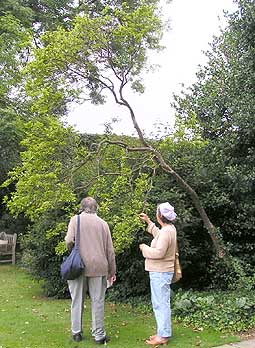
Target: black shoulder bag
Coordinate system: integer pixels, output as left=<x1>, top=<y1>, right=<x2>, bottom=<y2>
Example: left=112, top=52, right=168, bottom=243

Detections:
left=60, top=214, right=85, bottom=281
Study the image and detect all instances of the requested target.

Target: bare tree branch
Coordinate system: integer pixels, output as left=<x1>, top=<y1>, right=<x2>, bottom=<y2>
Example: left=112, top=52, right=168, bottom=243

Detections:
left=74, top=171, right=121, bottom=191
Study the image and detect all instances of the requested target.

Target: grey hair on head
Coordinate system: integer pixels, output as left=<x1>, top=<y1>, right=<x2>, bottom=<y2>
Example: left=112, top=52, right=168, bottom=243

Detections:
left=80, top=197, right=98, bottom=214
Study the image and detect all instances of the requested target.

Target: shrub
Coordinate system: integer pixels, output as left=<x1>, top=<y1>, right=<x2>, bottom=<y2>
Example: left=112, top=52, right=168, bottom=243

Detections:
left=208, top=254, right=255, bottom=291
left=172, top=289, right=255, bottom=333
left=106, top=230, right=151, bottom=302
left=20, top=210, right=70, bottom=298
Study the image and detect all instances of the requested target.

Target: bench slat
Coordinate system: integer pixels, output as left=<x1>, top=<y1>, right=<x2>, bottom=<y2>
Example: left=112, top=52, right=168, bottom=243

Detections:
left=0, top=232, right=17, bottom=265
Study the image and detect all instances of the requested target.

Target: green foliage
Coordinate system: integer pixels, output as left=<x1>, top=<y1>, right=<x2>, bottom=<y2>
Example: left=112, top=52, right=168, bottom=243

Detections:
left=173, top=289, right=255, bottom=333
left=3, top=128, right=158, bottom=296
left=0, top=12, right=31, bottom=102
left=0, top=0, right=78, bottom=33
left=208, top=255, right=255, bottom=291
left=0, top=0, right=165, bottom=300
left=172, top=0, right=255, bottom=271
left=2, top=117, right=78, bottom=220
left=0, top=0, right=80, bottom=246
left=20, top=209, right=70, bottom=298
left=0, top=112, right=23, bottom=182
left=89, top=146, right=154, bottom=253
left=25, top=1, right=163, bottom=114
left=1, top=0, right=166, bottom=297
left=106, top=226, right=154, bottom=302
left=0, top=111, right=29, bottom=236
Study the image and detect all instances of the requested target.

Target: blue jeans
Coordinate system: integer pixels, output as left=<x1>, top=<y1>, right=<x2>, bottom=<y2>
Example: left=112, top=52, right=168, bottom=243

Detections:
left=149, top=271, right=173, bottom=338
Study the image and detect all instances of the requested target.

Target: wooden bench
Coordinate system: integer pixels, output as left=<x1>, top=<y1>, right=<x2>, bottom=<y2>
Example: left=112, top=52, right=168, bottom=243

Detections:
left=0, top=232, right=17, bottom=265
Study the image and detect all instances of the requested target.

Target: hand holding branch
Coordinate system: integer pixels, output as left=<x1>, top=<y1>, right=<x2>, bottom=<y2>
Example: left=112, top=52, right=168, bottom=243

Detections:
left=139, top=212, right=151, bottom=225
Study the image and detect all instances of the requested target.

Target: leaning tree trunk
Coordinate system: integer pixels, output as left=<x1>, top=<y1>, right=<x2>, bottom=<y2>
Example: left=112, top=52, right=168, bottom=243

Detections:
left=119, top=95, right=225, bottom=258
left=152, top=147, right=225, bottom=257
left=96, top=75, right=226, bottom=258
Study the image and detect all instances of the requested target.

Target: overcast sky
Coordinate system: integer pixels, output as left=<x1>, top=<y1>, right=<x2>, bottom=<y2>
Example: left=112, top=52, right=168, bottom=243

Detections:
left=66, top=0, right=237, bottom=136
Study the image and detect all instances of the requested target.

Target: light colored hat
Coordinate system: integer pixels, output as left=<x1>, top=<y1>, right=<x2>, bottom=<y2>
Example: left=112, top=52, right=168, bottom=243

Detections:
left=158, top=202, right=177, bottom=221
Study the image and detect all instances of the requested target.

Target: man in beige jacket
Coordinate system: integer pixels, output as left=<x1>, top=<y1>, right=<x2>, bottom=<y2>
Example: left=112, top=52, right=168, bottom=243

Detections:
left=65, top=197, right=116, bottom=344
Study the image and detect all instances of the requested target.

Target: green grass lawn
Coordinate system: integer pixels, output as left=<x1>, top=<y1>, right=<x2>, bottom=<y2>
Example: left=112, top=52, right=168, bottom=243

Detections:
left=0, top=265, right=239, bottom=348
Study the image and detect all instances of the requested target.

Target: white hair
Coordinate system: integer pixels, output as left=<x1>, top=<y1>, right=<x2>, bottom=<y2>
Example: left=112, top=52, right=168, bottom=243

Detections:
left=80, top=197, right=98, bottom=213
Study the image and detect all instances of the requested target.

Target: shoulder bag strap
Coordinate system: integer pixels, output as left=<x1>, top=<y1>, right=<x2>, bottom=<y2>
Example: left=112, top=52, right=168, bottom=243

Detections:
left=74, top=214, right=81, bottom=248
left=175, top=237, right=179, bottom=258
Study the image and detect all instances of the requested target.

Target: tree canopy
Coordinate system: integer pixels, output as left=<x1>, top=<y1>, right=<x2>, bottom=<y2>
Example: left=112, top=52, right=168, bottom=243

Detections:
left=25, top=1, right=163, bottom=114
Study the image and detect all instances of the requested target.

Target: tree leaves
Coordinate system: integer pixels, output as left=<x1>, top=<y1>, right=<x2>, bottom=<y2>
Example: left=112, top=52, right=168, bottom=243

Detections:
left=2, top=117, right=77, bottom=220
left=25, top=1, right=163, bottom=113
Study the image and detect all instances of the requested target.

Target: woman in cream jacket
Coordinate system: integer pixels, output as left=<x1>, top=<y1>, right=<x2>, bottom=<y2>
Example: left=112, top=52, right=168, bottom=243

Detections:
left=139, top=202, right=177, bottom=346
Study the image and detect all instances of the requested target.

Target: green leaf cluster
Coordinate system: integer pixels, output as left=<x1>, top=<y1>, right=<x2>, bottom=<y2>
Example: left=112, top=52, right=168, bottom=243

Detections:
left=25, top=1, right=163, bottom=113
left=2, top=117, right=77, bottom=220
left=89, top=147, right=153, bottom=253
left=173, top=289, right=255, bottom=333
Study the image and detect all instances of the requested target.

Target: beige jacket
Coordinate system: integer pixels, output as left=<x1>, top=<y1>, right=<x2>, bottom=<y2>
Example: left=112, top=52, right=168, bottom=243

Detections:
left=65, top=212, right=116, bottom=277
left=142, top=221, right=176, bottom=272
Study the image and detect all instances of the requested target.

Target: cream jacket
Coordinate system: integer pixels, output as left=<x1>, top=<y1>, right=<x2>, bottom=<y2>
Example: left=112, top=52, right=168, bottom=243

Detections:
left=142, top=221, right=176, bottom=272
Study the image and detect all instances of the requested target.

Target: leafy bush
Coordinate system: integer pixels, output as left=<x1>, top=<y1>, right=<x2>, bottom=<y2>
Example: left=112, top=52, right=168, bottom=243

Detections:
left=106, top=230, right=151, bottom=302
left=108, top=285, right=255, bottom=333
left=20, top=210, right=70, bottom=298
left=208, top=254, right=255, bottom=291
left=172, top=289, right=255, bottom=333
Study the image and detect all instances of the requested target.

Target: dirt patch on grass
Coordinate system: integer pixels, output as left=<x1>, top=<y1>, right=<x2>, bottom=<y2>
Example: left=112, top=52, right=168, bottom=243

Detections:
left=239, top=328, right=255, bottom=340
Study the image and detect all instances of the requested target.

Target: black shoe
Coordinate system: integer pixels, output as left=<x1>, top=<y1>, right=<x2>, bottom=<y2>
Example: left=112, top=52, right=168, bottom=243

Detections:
left=95, top=336, right=110, bottom=344
left=73, top=333, right=82, bottom=342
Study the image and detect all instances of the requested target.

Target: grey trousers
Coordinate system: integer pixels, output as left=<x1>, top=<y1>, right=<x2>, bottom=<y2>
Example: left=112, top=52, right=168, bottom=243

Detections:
left=68, top=274, right=107, bottom=340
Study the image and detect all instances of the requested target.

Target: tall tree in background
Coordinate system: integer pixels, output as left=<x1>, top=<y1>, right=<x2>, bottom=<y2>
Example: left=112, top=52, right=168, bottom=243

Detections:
left=172, top=0, right=255, bottom=267
left=0, top=0, right=79, bottom=231
left=19, top=0, right=226, bottom=257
